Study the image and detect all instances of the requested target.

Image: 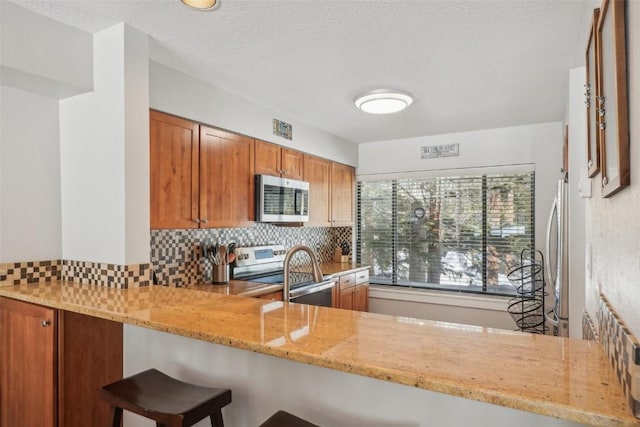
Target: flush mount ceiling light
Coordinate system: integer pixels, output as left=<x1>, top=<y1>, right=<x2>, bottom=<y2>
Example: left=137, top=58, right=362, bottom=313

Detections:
left=354, top=89, right=414, bottom=114
left=180, top=0, right=220, bottom=10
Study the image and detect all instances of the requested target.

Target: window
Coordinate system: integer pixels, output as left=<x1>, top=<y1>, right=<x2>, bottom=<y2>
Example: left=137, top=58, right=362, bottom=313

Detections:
left=356, top=168, right=535, bottom=296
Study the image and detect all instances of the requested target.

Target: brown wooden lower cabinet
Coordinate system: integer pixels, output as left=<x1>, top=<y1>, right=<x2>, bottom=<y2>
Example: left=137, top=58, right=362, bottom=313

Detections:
left=333, top=270, right=369, bottom=312
left=0, top=297, right=123, bottom=427
left=1, top=297, right=57, bottom=427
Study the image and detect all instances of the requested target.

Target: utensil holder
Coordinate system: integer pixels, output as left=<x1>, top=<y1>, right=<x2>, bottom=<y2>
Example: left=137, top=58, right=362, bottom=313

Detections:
left=212, top=264, right=229, bottom=283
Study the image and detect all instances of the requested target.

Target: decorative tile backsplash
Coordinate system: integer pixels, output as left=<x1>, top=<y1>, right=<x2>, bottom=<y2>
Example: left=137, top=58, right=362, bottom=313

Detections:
left=582, top=310, right=599, bottom=341
left=151, top=224, right=352, bottom=286
left=62, top=260, right=151, bottom=289
left=0, top=260, right=61, bottom=285
left=597, top=293, right=640, bottom=418
left=0, top=259, right=150, bottom=289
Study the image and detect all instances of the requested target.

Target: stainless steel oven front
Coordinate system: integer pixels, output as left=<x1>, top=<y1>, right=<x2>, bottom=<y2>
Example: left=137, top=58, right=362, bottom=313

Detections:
left=232, top=245, right=333, bottom=307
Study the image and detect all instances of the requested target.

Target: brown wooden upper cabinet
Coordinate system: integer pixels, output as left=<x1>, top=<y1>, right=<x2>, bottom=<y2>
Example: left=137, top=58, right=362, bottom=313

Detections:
left=304, top=155, right=355, bottom=227
left=255, top=139, right=304, bottom=180
left=200, top=125, right=255, bottom=228
left=150, top=110, right=255, bottom=229
left=304, top=154, right=332, bottom=226
left=150, top=110, right=199, bottom=229
left=330, top=161, right=355, bottom=226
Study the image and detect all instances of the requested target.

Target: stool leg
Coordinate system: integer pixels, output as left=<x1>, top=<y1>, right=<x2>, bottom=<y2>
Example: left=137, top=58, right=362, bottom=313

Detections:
left=111, top=406, right=122, bottom=427
left=210, top=409, right=224, bottom=427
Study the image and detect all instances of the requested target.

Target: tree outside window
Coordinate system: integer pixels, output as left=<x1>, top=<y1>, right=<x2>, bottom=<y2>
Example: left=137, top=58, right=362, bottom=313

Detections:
left=357, top=171, right=534, bottom=296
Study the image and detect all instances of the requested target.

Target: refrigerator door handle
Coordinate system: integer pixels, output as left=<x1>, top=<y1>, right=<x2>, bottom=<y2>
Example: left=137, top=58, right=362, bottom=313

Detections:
left=545, top=196, right=557, bottom=288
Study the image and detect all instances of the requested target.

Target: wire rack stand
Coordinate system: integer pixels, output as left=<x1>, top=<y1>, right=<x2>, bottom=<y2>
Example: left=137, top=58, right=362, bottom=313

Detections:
left=506, top=249, right=547, bottom=334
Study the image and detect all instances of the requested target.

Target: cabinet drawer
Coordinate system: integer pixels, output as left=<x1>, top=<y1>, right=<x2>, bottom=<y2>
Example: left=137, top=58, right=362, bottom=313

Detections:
left=339, top=273, right=356, bottom=289
left=355, top=270, right=369, bottom=284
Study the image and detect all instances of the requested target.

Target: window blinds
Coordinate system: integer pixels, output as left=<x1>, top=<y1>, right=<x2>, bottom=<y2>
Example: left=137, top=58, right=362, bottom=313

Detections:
left=356, top=170, right=535, bottom=295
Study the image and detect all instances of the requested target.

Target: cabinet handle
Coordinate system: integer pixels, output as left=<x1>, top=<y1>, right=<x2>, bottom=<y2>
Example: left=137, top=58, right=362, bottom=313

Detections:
left=41, top=320, right=51, bottom=327
left=201, top=218, right=208, bottom=224
left=193, top=218, right=200, bottom=224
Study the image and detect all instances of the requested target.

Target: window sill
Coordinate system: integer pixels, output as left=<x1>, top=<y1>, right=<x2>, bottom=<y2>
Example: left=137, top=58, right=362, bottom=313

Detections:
left=369, top=285, right=511, bottom=311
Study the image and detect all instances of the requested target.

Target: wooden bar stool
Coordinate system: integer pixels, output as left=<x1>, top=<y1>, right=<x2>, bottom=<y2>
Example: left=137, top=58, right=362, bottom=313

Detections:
left=100, top=368, right=231, bottom=427
left=260, top=410, right=319, bottom=427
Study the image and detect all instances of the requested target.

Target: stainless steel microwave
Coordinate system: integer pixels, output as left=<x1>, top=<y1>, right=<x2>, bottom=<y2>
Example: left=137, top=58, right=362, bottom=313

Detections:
left=255, top=174, right=309, bottom=222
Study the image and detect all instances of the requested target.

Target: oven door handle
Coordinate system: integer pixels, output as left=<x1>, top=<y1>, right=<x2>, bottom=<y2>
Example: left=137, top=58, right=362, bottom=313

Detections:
left=289, top=280, right=335, bottom=300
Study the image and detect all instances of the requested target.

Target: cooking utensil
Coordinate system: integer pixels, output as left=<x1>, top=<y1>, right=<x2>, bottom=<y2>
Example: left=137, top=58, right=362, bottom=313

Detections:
left=219, top=245, right=226, bottom=266
left=227, top=243, right=236, bottom=264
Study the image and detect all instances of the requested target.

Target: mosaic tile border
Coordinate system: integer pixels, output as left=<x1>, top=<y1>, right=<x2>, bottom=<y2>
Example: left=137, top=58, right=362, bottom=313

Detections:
left=62, top=260, right=151, bottom=289
left=1, top=259, right=150, bottom=289
left=582, top=310, right=599, bottom=341
left=0, top=260, right=61, bottom=286
left=150, top=224, right=352, bottom=286
left=597, top=293, right=640, bottom=418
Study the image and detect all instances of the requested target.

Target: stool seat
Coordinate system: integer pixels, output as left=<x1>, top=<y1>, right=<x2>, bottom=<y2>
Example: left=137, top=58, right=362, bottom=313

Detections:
left=100, top=368, right=231, bottom=427
left=260, top=410, right=319, bottom=427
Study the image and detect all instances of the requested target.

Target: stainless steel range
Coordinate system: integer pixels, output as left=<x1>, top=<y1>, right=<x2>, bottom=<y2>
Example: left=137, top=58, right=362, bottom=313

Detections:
left=232, top=245, right=334, bottom=306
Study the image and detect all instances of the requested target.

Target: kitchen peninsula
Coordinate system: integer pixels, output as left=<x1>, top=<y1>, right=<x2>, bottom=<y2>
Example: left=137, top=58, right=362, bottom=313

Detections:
left=0, top=282, right=636, bottom=427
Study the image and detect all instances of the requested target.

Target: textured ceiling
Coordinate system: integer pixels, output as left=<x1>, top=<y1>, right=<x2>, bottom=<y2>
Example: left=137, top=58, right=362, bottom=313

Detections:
left=11, top=0, right=599, bottom=143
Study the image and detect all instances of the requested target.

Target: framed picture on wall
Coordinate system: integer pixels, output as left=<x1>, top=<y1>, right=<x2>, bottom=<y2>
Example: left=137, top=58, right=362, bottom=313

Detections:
left=585, top=7, right=600, bottom=178
left=597, top=0, right=630, bottom=198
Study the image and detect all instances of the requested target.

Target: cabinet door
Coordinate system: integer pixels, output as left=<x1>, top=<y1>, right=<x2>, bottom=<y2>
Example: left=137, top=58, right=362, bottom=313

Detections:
left=200, top=126, right=255, bottom=227
left=150, top=110, right=200, bottom=229
left=338, top=286, right=355, bottom=310
left=337, top=273, right=356, bottom=310
left=58, top=311, right=123, bottom=427
left=281, top=148, right=304, bottom=180
left=0, top=298, right=57, bottom=427
left=303, top=154, right=332, bottom=226
left=331, top=162, right=355, bottom=226
left=355, top=284, right=369, bottom=312
left=255, top=139, right=282, bottom=177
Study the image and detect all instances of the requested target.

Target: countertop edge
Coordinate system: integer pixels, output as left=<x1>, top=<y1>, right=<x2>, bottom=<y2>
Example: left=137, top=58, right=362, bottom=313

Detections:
left=0, top=284, right=636, bottom=427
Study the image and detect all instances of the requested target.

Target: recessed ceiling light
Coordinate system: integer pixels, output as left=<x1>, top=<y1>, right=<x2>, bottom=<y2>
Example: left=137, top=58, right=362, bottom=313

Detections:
left=354, top=89, right=414, bottom=114
left=180, top=0, right=220, bottom=11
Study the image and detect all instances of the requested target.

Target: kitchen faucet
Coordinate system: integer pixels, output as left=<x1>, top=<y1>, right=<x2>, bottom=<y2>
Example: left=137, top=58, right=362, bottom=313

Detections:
left=283, top=245, right=323, bottom=301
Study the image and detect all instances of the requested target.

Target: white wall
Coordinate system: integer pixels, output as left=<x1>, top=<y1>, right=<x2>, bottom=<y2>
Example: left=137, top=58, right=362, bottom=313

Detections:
left=124, top=26, right=151, bottom=265
left=124, top=325, right=582, bottom=427
left=60, top=24, right=149, bottom=265
left=149, top=61, right=358, bottom=166
left=565, top=67, right=588, bottom=338
left=585, top=1, right=640, bottom=337
left=0, top=86, right=62, bottom=262
left=0, top=1, right=92, bottom=99
left=369, top=287, right=514, bottom=330
left=358, top=122, right=562, bottom=253
left=358, top=123, right=562, bottom=327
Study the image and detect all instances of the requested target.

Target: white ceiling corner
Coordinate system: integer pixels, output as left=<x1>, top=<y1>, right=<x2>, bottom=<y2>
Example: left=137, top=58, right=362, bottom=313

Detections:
left=10, top=0, right=598, bottom=144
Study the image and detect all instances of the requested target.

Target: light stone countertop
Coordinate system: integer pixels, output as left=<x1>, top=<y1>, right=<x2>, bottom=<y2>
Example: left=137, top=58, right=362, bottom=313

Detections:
left=0, top=282, right=637, bottom=426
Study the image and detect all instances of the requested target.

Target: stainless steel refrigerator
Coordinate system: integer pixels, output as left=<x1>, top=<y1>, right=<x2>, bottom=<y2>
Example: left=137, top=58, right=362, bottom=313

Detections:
left=545, top=171, right=569, bottom=336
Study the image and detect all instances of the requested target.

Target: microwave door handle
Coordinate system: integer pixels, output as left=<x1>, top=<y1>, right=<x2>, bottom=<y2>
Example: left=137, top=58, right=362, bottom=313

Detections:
left=298, top=190, right=306, bottom=215
left=295, top=190, right=302, bottom=215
